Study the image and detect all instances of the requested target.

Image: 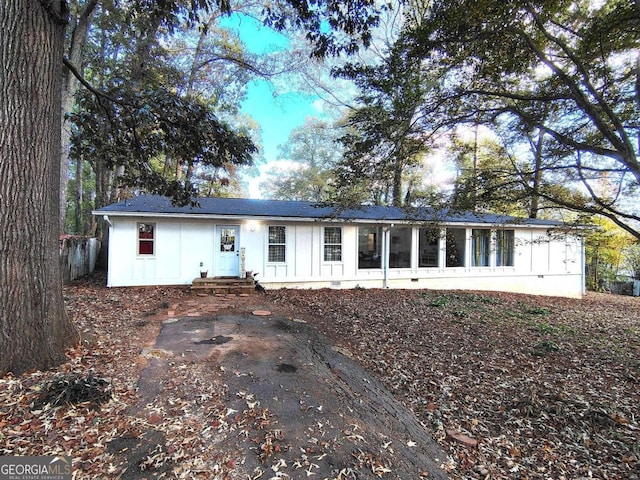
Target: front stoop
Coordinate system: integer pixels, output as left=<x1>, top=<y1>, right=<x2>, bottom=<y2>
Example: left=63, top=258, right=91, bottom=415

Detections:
left=190, top=276, right=256, bottom=295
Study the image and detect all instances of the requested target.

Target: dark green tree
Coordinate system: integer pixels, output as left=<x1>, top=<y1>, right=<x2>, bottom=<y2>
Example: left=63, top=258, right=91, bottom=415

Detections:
left=333, top=46, right=434, bottom=206
left=74, top=88, right=256, bottom=202
left=69, top=0, right=258, bottom=211
left=66, top=0, right=382, bottom=224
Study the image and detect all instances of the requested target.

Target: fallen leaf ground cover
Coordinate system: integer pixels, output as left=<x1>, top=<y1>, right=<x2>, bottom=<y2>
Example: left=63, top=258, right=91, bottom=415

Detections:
left=1, top=273, right=639, bottom=479
left=0, top=275, right=243, bottom=479
left=269, top=288, right=640, bottom=479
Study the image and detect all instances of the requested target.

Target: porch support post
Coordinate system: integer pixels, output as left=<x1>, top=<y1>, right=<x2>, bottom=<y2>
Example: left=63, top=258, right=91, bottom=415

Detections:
left=383, top=225, right=390, bottom=288
left=580, top=234, right=587, bottom=296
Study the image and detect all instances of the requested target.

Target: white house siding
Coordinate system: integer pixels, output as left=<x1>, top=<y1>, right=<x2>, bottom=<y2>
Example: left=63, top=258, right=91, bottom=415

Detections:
left=255, top=223, right=584, bottom=298
left=178, top=221, right=213, bottom=279
left=107, top=217, right=216, bottom=287
left=105, top=217, right=584, bottom=298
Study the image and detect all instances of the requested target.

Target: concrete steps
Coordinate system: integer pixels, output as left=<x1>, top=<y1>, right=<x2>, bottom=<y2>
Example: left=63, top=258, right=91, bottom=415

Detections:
left=190, top=276, right=256, bottom=295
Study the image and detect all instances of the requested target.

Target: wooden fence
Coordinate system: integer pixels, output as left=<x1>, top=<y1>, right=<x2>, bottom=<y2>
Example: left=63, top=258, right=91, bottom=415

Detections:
left=59, top=236, right=100, bottom=284
left=608, top=280, right=640, bottom=297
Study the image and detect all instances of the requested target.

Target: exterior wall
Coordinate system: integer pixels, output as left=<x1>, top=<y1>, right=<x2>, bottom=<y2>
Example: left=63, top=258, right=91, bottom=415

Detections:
left=256, top=224, right=583, bottom=298
left=106, top=216, right=584, bottom=298
left=107, top=217, right=218, bottom=286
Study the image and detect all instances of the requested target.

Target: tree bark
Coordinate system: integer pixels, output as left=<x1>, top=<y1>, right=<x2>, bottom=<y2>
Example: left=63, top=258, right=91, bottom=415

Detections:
left=75, top=155, right=84, bottom=234
left=0, top=0, right=79, bottom=376
left=528, top=129, right=544, bottom=219
left=392, top=154, right=404, bottom=207
left=60, top=0, right=99, bottom=234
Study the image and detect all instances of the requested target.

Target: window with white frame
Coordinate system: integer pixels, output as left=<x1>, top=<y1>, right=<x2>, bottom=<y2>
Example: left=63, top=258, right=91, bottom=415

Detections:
left=324, top=227, right=342, bottom=262
left=268, top=226, right=286, bottom=262
left=137, top=223, right=155, bottom=255
left=496, top=229, right=515, bottom=266
left=472, top=229, right=490, bottom=266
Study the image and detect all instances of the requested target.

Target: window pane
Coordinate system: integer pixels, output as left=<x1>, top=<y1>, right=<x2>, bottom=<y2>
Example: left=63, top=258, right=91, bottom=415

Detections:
left=269, top=226, right=286, bottom=244
left=139, top=240, right=154, bottom=255
left=472, top=229, right=490, bottom=267
left=220, top=228, right=236, bottom=252
left=446, top=228, right=466, bottom=267
left=268, top=226, right=286, bottom=262
left=324, top=227, right=342, bottom=262
left=268, top=245, right=286, bottom=263
left=324, top=227, right=342, bottom=244
left=324, top=245, right=342, bottom=262
left=389, top=227, right=411, bottom=268
left=497, top=230, right=515, bottom=266
left=138, top=223, right=154, bottom=239
left=419, top=228, right=440, bottom=267
left=358, top=226, right=382, bottom=269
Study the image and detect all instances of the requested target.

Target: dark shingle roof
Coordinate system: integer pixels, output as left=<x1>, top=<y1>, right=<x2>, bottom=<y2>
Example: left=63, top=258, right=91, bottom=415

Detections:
left=94, top=195, right=561, bottom=226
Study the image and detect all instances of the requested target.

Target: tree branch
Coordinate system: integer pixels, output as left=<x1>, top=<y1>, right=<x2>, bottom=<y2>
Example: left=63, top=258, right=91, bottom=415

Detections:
left=525, top=8, right=634, bottom=156
left=63, top=57, right=126, bottom=107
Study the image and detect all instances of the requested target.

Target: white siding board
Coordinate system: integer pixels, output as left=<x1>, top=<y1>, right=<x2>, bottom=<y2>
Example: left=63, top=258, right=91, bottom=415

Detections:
left=110, top=219, right=138, bottom=285
left=104, top=216, right=584, bottom=297
left=295, top=225, right=313, bottom=278
left=241, top=221, right=265, bottom=275
left=156, top=223, right=181, bottom=281
left=564, top=235, right=582, bottom=274
left=179, top=221, right=214, bottom=281
left=514, top=230, right=531, bottom=271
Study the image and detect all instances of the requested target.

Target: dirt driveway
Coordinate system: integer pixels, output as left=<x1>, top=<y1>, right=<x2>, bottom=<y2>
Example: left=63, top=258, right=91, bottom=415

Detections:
left=110, top=295, right=449, bottom=479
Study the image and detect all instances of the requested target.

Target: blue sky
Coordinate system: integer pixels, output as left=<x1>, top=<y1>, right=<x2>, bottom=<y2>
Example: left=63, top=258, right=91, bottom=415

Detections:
left=220, top=13, right=324, bottom=163
left=242, top=81, right=321, bottom=161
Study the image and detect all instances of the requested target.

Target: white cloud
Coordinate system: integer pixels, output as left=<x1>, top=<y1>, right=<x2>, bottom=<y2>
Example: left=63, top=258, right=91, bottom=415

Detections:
left=311, top=99, right=325, bottom=113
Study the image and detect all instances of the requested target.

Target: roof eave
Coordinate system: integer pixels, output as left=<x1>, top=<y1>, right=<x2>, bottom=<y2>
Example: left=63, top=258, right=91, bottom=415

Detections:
left=92, top=209, right=557, bottom=228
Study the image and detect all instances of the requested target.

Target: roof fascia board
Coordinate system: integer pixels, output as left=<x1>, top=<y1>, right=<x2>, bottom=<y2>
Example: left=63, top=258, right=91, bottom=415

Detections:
left=91, top=211, right=398, bottom=224
left=91, top=210, right=555, bottom=229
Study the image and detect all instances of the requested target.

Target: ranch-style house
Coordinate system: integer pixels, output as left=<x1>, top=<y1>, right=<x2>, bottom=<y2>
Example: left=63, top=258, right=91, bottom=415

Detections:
left=93, top=195, right=585, bottom=298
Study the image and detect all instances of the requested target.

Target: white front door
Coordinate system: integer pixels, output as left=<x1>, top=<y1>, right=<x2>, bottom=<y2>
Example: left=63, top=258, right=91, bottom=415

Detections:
left=215, top=225, right=240, bottom=277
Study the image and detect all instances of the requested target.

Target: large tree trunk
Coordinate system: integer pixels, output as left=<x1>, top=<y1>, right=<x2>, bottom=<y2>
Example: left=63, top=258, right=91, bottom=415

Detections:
left=0, top=1, right=79, bottom=376
left=75, top=155, right=84, bottom=234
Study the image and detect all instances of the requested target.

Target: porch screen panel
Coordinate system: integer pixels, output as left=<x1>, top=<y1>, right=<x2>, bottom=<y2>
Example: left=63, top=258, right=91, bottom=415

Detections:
left=358, top=226, right=382, bottom=269
left=419, top=228, right=440, bottom=267
left=471, top=229, right=490, bottom=266
left=389, top=227, right=411, bottom=268
left=496, top=229, right=515, bottom=266
left=446, top=228, right=466, bottom=267
left=268, top=226, right=286, bottom=263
